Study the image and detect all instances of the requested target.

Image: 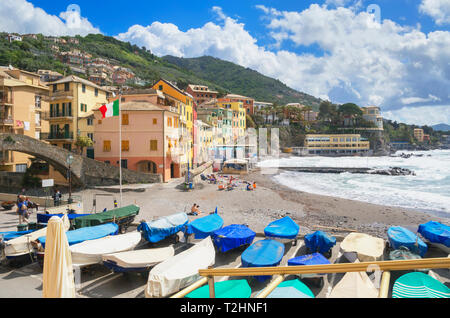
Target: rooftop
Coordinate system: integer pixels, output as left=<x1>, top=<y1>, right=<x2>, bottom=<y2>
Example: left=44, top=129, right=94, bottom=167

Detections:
left=49, top=75, right=110, bottom=92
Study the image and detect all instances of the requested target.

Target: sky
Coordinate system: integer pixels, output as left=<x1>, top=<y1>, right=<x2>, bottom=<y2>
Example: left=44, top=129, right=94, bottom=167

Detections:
left=1, top=0, right=449, bottom=126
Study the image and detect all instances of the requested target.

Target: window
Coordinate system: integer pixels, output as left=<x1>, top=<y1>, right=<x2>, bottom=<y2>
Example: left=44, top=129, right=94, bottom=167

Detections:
left=87, top=133, right=94, bottom=141
left=64, top=83, right=70, bottom=92
left=15, top=164, right=27, bottom=173
left=87, top=118, right=93, bottom=126
left=82, top=84, right=86, bottom=93
left=122, top=114, right=129, bottom=125
left=53, top=85, right=57, bottom=92
left=104, top=160, right=110, bottom=165
left=159, top=85, right=163, bottom=91
left=103, top=140, right=111, bottom=152
left=98, top=120, right=102, bottom=125
left=122, top=140, right=129, bottom=151
left=153, top=118, right=157, bottom=125
left=167, top=117, right=172, bottom=127
left=95, top=88, right=98, bottom=97
left=150, top=140, right=158, bottom=151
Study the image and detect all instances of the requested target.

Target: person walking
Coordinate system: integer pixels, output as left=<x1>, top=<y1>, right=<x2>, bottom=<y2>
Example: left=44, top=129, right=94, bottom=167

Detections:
left=53, top=189, right=62, bottom=207
left=16, top=195, right=29, bottom=225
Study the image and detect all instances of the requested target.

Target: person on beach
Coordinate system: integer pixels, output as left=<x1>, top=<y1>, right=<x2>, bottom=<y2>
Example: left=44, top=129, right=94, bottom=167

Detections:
left=16, top=196, right=29, bottom=224
left=246, top=183, right=254, bottom=191
left=189, top=204, right=202, bottom=216
left=253, top=182, right=257, bottom=190
left=53, top=189, right=62, bottom=206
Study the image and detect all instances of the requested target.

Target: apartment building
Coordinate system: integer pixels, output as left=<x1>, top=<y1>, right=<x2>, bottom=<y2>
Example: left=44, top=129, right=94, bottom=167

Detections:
left=305, top=134, right=370, bottom=155
left=361, top=106, right=384, bottom=130
left=186, top=84, right=219, bottom=106
left=223, top=94, right=255, bottom=115
left=414, top=128, right=424, bottom=142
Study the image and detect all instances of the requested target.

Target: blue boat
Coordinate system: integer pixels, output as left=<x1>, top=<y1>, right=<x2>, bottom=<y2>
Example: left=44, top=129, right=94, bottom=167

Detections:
left=418, top=221, right=450, bottom=252
left=387, top=226, right=428, bottom=257
left=304, top=231, right=336, bottom=254
left=186, top=213, right=224, bottom=239
left=38, top=222, right=119, bottom=248
left=264, top=216, right=299, bottom=240
left=212, top=224, right=256, bottom=252
left=241, top=239, right=285, bottom=282
left=37, top=213, right=90, bottom=224
left=138, top=212, right=189, bottom=243
left=0, top=230, right=35, bottom=241
left=288, top=252, right=331, bottom=267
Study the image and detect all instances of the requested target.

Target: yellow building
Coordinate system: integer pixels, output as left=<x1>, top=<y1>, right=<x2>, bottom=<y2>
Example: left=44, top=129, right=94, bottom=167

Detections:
left=361, top=106, right=383, bottom=130
left=305, top=134, right=370, bottom=155
left=0, top=67, right=49, bottom=172
left=217, top=100, right=246, bottom=141
left=152, top=79, right=194, bottom=172
left=45, top=75, right=109, bottom=183
left=414, top=128, right=424, bottom=142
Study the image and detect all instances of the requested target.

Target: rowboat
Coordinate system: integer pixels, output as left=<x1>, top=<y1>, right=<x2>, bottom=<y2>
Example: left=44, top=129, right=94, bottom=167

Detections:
left=212, top=224, right=256, bottom=253
left=72, top=205, right=140, bottom=231
left=145, top=237, right=216, bottom=298
left=185, top=279, right=251, bottom=298
left=3, top=227, right=48, bottom=259
left=38, top=222, right=119, bottom=248
left=69, top=231, right=142, bottom=267
left=241, top=239, right=285, bottom=282
left=138, top=212, right=189, bottom=243
left=418, top=221, right=450, bottom=254
left=266, top=279, right=315, bottom=298
left=102, top=246, right=175, bottom=273
left=304, top=231, right=336, bottom=254
left=387, top=226, right=427, bottom=257
left=328, top=269, right=379, bottom=298
left=37, top=213, right=89, bottom=224
left=340, top=232, right=385, bottom=262
left=185, top=213, right=224, bottom=239
left=392, top=272, right=450, bottom=298
left=264, top=216, right=299, bottom=242
left=0, top=230, right=35, bottom=242
left=288, top=252, right=331, bottom=281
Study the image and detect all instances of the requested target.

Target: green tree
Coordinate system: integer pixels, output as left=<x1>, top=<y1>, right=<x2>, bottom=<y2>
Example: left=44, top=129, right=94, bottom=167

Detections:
left=75, top=136, right=94, bottom=156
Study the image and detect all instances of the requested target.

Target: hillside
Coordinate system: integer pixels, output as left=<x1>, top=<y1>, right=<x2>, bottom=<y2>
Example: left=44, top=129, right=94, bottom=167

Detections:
left=0, top=33, right=322, bottom=107
left=163, top=55, right=322, bottom=109
left=432, top=123, right=450, bottom=132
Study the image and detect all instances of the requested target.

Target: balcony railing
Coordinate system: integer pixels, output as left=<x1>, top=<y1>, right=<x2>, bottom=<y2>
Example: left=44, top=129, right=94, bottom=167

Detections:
left=41, top=132, right=74, bottom=140
left=0, top=117, right=14, bottom=125
left=42, top=111, right=73, bottom=120
left=50, top=90, right=74, bottom=99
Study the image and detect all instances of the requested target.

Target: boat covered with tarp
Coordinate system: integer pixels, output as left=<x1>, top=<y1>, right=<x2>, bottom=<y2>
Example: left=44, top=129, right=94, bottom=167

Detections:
left=0, top=230, right=35, bottom=242
left=212, top=224, right=256, bottom=253
left=418, top=221, right=450, bottom=253
left=266, top=279, right=315, bottom=298
left=288, top=252, right=331, bottom=280
left=387, top=226, right=427, bottom=257
left=72, top=205, right=140, bottom=230
left=102, top=246, right=175, bottom=273
left=185, top=213, right=224, bottom=239
left=145, top=237, right=216, bottom=298
left=264, top=216, right=299, bottom=240
left=185, top=279, right=251, bottom=298
left=69, top=231, right=142, bottom=267
left=138, top=212, right=188, bottom=243
left=37, top=213, right=89, bottom=224
left=304, top=231, right=336, bottom=254
left=392, top=272, right=450, bottom=298
left=38, top=222, right=119, bottom=248
left=340, top=232, right=385, bottom=262
left=241, top=239, right=285, bottom=282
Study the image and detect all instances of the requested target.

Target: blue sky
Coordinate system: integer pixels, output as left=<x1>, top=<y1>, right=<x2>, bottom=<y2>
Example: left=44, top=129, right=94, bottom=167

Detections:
left=1, top=0, right=449, bottom=125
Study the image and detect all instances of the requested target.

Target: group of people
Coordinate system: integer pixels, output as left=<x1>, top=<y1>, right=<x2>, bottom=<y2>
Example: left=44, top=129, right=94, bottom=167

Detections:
left=16, top=193, right=38, bottom=225
left=188, top=203, right=202, bottom=216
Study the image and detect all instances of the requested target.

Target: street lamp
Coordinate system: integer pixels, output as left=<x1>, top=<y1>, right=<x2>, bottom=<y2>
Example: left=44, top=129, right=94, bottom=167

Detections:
left=67, top=154, right=73, bottom=204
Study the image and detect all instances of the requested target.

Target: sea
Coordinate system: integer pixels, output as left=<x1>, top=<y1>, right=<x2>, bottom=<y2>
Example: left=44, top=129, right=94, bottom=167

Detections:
left=258, top=149, right=450, bottom=218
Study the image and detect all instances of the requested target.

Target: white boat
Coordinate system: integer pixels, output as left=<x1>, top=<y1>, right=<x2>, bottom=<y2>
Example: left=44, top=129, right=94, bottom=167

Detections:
left=340, top=232, right=385, bottom=262
left=4, top=227, right=48, bottom=259
left=328, top=269, right=379, bottom=298
left=102, top=246, right=175, bottom=272
left=69, top=232, right=142, bottom=267
left=145, top=237, right=215, bottom=298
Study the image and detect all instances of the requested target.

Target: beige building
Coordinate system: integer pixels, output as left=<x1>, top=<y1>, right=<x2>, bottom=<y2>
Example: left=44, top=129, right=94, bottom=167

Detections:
left=305, top=134, right=370, bottom=155
left=414, top=128, right=424, bottom=142
left=361, top=106, right=383, bottom=130
left=0, top=67, right=49, bottom=172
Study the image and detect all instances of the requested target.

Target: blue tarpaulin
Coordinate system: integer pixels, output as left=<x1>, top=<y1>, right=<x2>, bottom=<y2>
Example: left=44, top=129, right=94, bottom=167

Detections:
left=288, top=252, right=331, bottom=267
left=0, top=230, right=35, bottom=241
left=264, top=216, right=299, bottom=240
left=37, top=213, right=90, bottom=224
left=186, top=213, right=224, bottom=239
left=38, top=222, right=119, bottom=248
left=418, top=221, right=450, bottom=247
left=304, top=231, right=336, bottom=254
left=241, top=239, right=285, bottom=282
left=387, top=226, right=428, bottom=257
left=138, top=213, right=189, bottom=243
left=212, top=224, right=256, bottom=252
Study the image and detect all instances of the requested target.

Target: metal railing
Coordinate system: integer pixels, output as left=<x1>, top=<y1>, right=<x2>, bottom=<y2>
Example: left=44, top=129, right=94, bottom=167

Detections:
left=41, top=132, right=74, bottom=140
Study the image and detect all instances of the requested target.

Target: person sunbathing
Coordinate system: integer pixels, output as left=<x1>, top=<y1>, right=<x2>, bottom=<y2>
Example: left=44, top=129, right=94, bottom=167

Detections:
left=188, top=204, right=202, bottom=216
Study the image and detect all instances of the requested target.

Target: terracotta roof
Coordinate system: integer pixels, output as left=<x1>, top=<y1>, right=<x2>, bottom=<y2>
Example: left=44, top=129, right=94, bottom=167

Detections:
left=49, top=75, right=110, bottom=92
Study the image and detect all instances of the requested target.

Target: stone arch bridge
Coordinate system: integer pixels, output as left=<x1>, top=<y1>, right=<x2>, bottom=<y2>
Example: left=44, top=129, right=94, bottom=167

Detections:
left=0, top=133, right=161, bottom=187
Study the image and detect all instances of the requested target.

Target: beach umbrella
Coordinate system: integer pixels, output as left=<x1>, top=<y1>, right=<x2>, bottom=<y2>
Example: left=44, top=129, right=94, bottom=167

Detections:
left=42, top=216, right=76, bottom=298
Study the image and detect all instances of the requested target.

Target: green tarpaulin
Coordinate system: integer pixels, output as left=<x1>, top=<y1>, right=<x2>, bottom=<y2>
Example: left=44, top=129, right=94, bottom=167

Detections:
left=185, top=279, right=251, bottom=298
left=73, top=205, right=140, bottom=229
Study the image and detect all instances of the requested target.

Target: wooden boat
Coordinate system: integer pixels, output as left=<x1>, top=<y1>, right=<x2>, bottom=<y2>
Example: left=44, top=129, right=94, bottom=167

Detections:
left=138, top=212, right=188, bottom=243
left=0, top=230, right=35, bottom=242
left=185, top=279, right=251, bottom=298
left=328, top=269, right=379, bottom=298
left=145, top=237, right=216, bottom=298
left=266, top=279, right=315, bottom=298
left=185, top=213, right=224, bottom=239
left=241, top=239, right=285, bottom=282
left=69, top=231, right=142, bottom=267
left=264, top=216, right=299, bottom=242
left=102, top=246, right=175, bottom=273
left=392, top=272, right=450, bottom=298
left=340, top=232, right=385, bottom=262
left=418, top=221, right=450, bottom=254
left=387, top=226, right=428, bottom=256
left=212, top=224, right=256, bottom=253
left=4, top=227, right=48, bottom=259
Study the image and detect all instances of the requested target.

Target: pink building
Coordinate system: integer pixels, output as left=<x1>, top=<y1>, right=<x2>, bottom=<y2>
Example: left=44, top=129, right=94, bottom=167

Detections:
left=93, top=101, right=181, bottom=182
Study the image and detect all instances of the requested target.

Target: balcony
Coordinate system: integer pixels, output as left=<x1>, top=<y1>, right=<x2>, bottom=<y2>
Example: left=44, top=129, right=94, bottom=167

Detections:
left=49, top=90, right=74, bottom=100
left=41, top=132, right=74, bottom=141
left=0, top=117, right=13, bottom=126
left=43, top=111, right=74, bottom=121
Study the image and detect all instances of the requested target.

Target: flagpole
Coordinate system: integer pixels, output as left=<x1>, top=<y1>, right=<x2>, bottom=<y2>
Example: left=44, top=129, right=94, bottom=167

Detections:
left=119, top=93, right=123, bottom=208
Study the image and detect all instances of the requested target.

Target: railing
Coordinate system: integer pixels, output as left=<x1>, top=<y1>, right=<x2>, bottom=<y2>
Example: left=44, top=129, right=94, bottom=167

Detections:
left=42, top=111, right=73, bottom=120
left=41, top=132, right=74, bottom=140
left=171, top=257, right=450, bottom=299
left=50, top=90, right=74, bottom=99
left=0, top=117, right=13, bottom=125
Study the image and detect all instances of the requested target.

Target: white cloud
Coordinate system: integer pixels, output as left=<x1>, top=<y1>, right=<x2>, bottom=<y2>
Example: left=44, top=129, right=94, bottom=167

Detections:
left=419, top=0, right=450, bottom=25
left=383, top=105, right=450, bottom=126
left=0, top=0, right=101, bottom=36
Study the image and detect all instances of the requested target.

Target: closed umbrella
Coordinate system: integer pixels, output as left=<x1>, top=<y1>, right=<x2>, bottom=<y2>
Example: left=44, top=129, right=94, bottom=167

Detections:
left=42, top=216, right=75, bottom=298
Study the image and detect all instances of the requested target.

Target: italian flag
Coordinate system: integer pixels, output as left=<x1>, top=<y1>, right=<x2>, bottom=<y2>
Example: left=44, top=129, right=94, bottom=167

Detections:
left=99, top=100, right=119, bottom=118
